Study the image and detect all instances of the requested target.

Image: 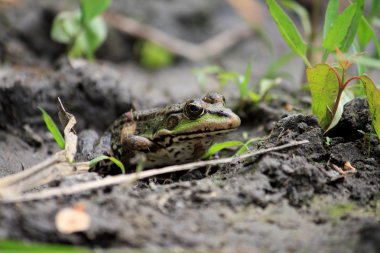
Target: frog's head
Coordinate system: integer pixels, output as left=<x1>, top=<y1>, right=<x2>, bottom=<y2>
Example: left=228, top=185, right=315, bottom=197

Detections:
left=154, top=93, right=241, bottom=140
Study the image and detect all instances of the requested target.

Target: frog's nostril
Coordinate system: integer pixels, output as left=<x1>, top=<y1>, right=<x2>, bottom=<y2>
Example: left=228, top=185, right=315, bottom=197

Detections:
left=216, top=111, right=230, bottom=117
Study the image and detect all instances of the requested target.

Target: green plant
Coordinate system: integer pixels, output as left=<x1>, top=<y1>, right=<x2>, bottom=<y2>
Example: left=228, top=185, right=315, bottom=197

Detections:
left=89, top=155, right=125, bottom=174
left=193, top=62, right=280, bottom=106
left=203, top=137, right=261, bottom=159
left=0, top=240, right=89, bottom=253
left=51, top=0, right=111, bottom=59
left=137, top=41, right=174, bottom=69
left=39, top=107, right=65, bottom=149
left=202, top=141, right=244, bottom=159
left=267, top=0, right=380, bottom=138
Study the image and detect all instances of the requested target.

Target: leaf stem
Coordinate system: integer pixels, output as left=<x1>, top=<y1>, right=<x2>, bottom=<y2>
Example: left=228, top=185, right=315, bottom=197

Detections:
left=330, top=66, right=343, bottom=87
left=342, top=76, right=361, bottom=90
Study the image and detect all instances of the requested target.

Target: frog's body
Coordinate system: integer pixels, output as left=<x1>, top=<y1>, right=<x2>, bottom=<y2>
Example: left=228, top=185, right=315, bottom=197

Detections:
left=93, top=93, right=240, bottom=171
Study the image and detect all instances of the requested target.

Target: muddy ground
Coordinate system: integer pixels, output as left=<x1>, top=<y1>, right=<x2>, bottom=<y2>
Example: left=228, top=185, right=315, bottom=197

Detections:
left=1, top=1, right=380, bottom=253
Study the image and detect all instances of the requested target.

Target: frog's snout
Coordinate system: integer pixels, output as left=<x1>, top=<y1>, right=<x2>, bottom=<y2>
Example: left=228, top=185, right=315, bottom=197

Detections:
left=228, top=112, right=241, bottom=129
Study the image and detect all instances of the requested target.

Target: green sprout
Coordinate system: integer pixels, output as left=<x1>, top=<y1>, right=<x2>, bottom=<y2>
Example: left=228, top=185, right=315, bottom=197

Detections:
left=89, top=155, right=126, bottom=174
left=51, top=0, right=111, bottom=59
left=193, top=62, right=279, bottom=106
left=202, top=141, right=244, bottom=159
left=267, top=0, right=380, bottom=138
left=138, top=41, right=174, bottom=70
left=39, top=107, right=65, bottom=150
left=203, top=137, right=261, bottom=159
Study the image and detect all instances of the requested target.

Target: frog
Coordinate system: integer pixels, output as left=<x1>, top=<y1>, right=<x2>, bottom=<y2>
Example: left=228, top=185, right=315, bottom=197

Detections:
left=81, top=93, right=240, bottom=174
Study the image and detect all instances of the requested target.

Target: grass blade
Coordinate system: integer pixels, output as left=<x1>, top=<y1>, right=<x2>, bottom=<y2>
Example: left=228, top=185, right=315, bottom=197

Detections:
left=89, top=155, right=125, bottom=174
left=239, top=62, right=253, bottom=98
left=39, top=107, right=65, bottom=150
left=266, top=0, right=310, bottom=67
left=202, top=141, right=243, bottom=159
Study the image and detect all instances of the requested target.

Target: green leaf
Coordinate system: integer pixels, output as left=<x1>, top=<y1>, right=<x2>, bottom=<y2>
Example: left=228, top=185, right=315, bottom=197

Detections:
left=238, top=62, right=252, bottom=98
left=193, top=65, right=223, bottom=88
left=51, top=11, right=81, bottom=44
left=323, top=0, right=339, bottom=39
left=247, top=91, right=260, bottom=103
left=325, top=90, right=354, bottom=132
left=217, top=71, right=240, bottom=87
left=306, top=64, right=340, bottom=130
left=258, top=78, right=278, bottom=99
left=322, top=3, right=357, bottom=52
left=139, top=41, right=174, bottom=70
left=282, top=0, right=311, bottom=39
left=340, top=0, right=364, bottom=52
left=38, top=107, right=65, bottom=150
left=369, top=0, right=380, bottom=20
left=359, top=16, right=380, bottom=59
left=357, top=17, right=372, bottom=50
left=263, top=51, right=297, bottom=79
left=235, top=138, right=261, bottom=155
left=89, top=155, right=125, bottom=174
left=266, top=0, right=310, bottom=67
left=80, top=0, right=111, bottom=23
left=69, top=16, right=107, bottom=58
left=202, top=141, right=243, bottom=159
left=0, top=240, right=89, bottom=253
left=360, top=75, right=380, bottom=138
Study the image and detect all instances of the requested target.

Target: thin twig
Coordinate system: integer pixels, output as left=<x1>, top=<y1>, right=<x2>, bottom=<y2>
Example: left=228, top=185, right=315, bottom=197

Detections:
left=0, top=140, right=309, bottom=203
left=0, top=111, right=81, bottom=196
left=103, top=12, right=252, bottom=61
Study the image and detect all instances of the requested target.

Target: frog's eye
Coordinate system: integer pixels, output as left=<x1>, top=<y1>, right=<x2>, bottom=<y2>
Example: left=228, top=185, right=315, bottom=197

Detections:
left=184, top=100, right=204, bottom=119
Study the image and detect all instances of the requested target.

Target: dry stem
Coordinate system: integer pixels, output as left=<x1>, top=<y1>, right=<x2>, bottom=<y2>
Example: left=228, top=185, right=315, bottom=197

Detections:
left=103, top=12, right=252, bottom=61
left=0, top=140, right=309, bottom=203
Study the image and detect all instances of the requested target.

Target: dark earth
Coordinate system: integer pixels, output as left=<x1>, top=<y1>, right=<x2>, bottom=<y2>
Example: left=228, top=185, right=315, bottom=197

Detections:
left=1, top=1, right=380, bottom=252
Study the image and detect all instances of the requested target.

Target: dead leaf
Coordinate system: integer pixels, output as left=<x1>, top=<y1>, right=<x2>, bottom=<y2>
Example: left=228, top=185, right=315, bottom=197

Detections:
left=331, top=164, right=346, bottom=176
left=55, top=205, right=90, bottom=234
left=344, top=161, right=356, bottom=173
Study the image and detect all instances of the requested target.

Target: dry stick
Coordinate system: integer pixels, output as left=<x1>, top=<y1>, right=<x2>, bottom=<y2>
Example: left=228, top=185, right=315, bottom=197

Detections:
left=103, top=12, right=252, bottom=61
left=0, top=153, right=90, bottom=197
left=0, top=114, right=82, bottom=196
left=0, top=152, right=62, bottom=192
left=1, top=140, right=309, bottom=203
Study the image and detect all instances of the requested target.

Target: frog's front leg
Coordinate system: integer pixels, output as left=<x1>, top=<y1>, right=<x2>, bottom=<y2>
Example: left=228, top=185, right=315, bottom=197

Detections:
left=119, top=111, right=159, bottom=153
left=122, top=135, right=158, bottom=153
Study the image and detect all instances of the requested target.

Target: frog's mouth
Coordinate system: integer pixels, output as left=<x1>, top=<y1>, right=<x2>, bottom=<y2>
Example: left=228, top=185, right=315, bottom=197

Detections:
left=154, top=128, right=237, bottom=144
left=176, top=128, right=236, bottom=139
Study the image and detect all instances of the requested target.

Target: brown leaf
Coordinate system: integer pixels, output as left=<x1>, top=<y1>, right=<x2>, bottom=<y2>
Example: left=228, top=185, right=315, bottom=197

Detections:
left=55, top=205, right=91, bottom=234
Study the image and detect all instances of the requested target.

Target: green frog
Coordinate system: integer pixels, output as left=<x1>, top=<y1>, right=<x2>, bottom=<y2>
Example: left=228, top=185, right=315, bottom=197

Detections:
left=84, top=93, right=240, bottom=173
